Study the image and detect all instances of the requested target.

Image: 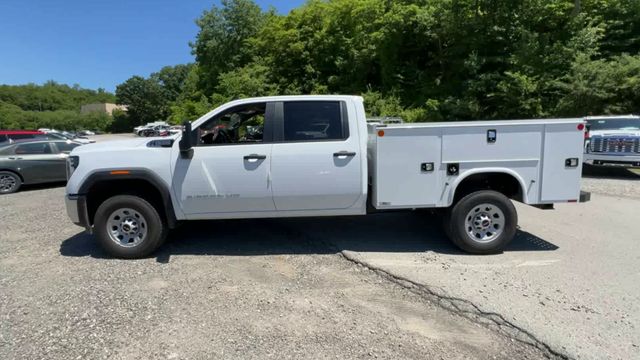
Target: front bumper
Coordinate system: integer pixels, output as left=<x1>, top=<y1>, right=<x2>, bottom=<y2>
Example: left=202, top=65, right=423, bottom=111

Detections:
left=584, top=153, right=640, bottom=168
left=65, top=194, right=92, bottom=233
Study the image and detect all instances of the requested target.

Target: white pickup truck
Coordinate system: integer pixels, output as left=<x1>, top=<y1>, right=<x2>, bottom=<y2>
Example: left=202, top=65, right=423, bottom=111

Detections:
left=65, top=95, right=590, bottom=258
left=584, top=115, right=640, bottom=167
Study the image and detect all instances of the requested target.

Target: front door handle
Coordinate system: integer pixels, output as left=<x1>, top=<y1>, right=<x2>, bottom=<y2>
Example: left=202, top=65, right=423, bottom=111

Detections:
left=333, top=151, right=356, bottom=157
left=8, top=157, right=23, bottom=160
left=244, top=154, right=267, bottom=161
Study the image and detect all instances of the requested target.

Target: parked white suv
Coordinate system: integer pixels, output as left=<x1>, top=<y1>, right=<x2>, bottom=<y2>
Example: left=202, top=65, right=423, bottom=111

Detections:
left=65, top=95, right=589, bottom=258
left=584, top=115, right=640, bottom=168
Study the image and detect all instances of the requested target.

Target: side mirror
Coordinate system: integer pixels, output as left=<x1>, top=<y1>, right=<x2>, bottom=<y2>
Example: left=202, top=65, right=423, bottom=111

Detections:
left=179, top=121, right=193, bottom=157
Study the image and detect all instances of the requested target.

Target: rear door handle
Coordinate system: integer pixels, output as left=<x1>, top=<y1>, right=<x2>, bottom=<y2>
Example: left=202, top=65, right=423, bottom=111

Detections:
left=333, top=151, right=356, bottom=157
left=8, top=157, right=22, bottom=160
left=244, top=154, right=267, bottom=161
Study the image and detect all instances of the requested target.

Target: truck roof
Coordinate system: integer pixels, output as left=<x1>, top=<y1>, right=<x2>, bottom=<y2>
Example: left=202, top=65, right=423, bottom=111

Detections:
left=228, top=95, right=363, bottom=103
left=192, top=95, right=364, bottom=127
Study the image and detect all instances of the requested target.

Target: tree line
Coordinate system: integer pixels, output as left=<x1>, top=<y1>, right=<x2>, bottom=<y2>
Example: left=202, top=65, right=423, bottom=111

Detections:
left=3, top=0, right=639, bottom=131
left=117, top=0, right=640, bottom=127
left=0, top=81, right=115, bottom=131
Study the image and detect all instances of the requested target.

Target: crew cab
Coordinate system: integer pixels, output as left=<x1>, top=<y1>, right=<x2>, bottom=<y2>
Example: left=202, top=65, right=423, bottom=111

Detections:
left=65, top=96, right=589, bottom=258
left=584, top=115, right=640, bottom=168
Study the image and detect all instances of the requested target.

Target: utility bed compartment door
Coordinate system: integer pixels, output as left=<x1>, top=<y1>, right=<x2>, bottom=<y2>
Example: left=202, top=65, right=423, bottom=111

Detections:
left=374, top=128, right=442, bottom=207
left=540, top=123, right=584, bottom=202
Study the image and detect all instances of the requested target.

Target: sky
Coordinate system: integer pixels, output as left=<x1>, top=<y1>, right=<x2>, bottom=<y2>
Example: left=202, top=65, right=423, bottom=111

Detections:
left=0, top=0, right=304, bottom=92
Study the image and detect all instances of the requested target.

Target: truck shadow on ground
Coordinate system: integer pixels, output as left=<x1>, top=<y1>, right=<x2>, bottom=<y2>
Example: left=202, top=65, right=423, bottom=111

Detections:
left=60, top=211, right=558, bottom=261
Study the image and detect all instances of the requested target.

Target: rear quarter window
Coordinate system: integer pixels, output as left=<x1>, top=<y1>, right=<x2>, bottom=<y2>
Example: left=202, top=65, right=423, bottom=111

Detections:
left=55, top=141, right=80, bottom=153
left=0, top=146, right=14, bottom=155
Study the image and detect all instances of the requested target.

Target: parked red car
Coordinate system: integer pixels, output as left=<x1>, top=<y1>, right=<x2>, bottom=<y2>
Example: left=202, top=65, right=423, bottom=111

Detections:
left=0, top=130, right=45, bottom=144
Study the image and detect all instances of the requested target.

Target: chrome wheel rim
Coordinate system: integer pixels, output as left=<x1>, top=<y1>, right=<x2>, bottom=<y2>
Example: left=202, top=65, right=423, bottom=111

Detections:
left=107, top=208, right=147, bottom=247
left=464, top=203, right=505, bottom=243
left=0, top=174, right=17, bottom=193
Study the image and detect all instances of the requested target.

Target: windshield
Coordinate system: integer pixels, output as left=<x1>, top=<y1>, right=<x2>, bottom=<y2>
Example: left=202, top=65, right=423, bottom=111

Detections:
left=587, top=118, right=640, bottom=131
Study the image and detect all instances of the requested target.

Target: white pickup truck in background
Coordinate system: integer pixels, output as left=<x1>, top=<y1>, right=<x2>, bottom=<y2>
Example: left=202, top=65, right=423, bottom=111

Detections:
left=65, top=95, right=590, bottom=258
left=584, top=115, right=640, bottom=168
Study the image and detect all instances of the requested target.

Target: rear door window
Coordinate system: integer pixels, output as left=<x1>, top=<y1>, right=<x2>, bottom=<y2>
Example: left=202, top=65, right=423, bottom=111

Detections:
left=282, top=101, right=347, bottom=141
left=15, top=143, right=53, bottom=154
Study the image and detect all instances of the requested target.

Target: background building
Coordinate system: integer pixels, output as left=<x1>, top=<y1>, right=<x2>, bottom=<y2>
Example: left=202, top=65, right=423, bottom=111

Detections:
left=80, top=103, right=127, bottom=115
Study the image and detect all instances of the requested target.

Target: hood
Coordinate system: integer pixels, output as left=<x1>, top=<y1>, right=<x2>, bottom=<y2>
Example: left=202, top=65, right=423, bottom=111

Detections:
left=70, top=138, right=152, bottom=154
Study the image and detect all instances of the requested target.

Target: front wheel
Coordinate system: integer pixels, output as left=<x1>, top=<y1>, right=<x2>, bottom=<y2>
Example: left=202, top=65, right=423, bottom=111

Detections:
left=444, top=190, right=517, bottom=254
left=94, top=195, right=167, bottom=259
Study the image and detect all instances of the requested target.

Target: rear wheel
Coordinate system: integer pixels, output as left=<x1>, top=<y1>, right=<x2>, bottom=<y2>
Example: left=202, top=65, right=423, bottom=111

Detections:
left=94, top=195, right=167, bottom=258
left=0, top=171, right=22, bottom=194
left=444, top=190, right=517, bottom=254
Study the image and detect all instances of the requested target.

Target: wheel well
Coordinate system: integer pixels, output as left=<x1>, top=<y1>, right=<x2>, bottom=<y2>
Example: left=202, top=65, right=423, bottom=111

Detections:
left=0, top=169, right=23, bottom=182
left=453, top=172, right=524, bottom=204
left=85, top=179, right=168, bottom=227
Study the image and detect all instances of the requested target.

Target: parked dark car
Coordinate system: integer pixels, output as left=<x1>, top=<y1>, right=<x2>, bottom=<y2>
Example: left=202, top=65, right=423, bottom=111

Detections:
left=0, top=140, right=82, bottom=194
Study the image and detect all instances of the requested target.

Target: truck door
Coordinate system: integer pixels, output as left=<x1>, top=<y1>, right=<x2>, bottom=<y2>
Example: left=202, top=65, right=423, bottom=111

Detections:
left=270, top=100, right=363, bottom=211
left=172, top=102, right=276, bottom=215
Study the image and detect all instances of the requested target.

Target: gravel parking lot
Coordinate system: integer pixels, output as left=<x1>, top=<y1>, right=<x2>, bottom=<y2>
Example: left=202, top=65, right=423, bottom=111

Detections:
left=1, top=135, right=638, bottom=359
left=1, top=188, right=547, bottom=359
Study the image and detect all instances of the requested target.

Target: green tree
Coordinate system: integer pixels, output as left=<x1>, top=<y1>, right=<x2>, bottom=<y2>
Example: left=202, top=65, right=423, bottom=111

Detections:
left=168, top=96, right=212, bottom=124
left=115, top=76, right=169, bottom=126
left=214, top=63, right=278, bottom=101
left=191, top=0, right=267, bottom=94
left=556, top=54, right=640, bottom=116
left=166, top=0, right=640, bottom=123
left=150, top=64, right=193, bottom=102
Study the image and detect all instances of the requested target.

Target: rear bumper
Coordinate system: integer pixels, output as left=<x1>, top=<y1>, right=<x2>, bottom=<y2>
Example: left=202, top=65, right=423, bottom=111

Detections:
left=584, top=153, right=640, bottom=167
left=66, top=194, right=92, bottom=233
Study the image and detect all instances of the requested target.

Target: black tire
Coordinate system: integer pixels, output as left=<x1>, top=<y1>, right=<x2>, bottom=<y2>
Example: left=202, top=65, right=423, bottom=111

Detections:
left=94, top=195, right=167, bottom=259
left=0, top=171, right=22, bottom=194
left=444, top=190, right=517, bottom=254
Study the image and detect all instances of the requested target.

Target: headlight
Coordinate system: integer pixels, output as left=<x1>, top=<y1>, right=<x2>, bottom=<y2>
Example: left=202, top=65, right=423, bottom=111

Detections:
left=66, top=156, right=80, bottom=179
